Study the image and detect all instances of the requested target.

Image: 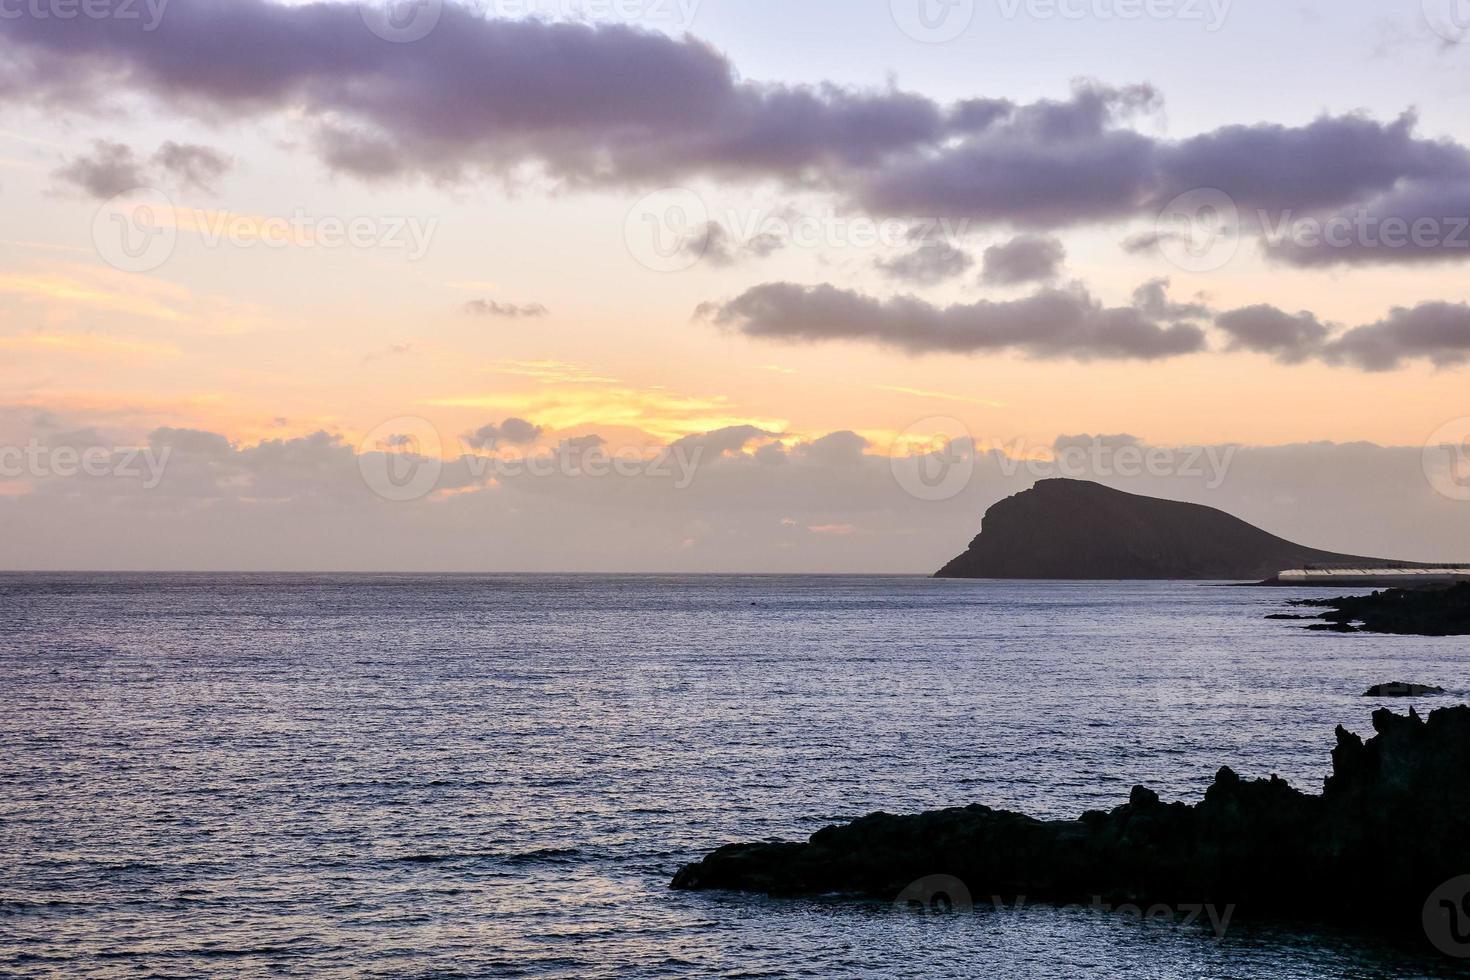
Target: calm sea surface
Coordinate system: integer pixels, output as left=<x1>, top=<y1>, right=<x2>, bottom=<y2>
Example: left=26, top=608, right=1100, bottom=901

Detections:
left=3, top=573, right=1469, bottom=977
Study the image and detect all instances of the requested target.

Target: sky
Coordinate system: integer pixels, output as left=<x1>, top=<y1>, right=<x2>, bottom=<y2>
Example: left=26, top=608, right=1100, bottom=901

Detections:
left=1, top=0, right=1470, bottom=571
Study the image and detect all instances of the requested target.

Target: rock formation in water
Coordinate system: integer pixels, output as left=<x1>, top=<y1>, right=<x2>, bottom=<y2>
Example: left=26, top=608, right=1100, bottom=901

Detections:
left=1364, top=683, right=1447, bottom=698
left=935, top=479, right=1397, bottom=581
left=1291, top=584, right=1470, bottom=637
left=672, top=706, right=1470, bottom=946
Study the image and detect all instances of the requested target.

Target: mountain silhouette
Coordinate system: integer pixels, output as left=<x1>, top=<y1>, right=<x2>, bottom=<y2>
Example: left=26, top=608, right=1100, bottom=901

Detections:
left=936, top=479, right=1401, bottom=580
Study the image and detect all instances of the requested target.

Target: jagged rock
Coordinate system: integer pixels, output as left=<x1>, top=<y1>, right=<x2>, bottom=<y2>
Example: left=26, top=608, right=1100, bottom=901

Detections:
left=935, top=480, right=1400, bottom=580
left=671, top=707, right=1470, bottom=946
left=1292, top=584, right=1470, bottom=636
left=1364, top=683, right=1447, bottom=698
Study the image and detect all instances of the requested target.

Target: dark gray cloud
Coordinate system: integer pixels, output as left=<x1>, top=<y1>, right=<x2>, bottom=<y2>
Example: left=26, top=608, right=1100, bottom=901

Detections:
left=53, top=139, right=232, bottom=198
left=1262, top=179, right=1470, bottom=267
left=1212, top=300, right=1470, bottom=371
left=981, top=234, right=1065, bottom=285
left=9, top=4, right=1470, bottom=254
left=670, top=425, right=778, bottom=458
left=685, top=222, right=786, bottom=267
left=1322, top=302, right=1470, bottom=371
left=464, top=417, right=544, bottom=450
left=153, top=141, right=233, bottom=191
left=699, top=281, right=1207, bottom=361
left=1156, top=112, right=1470, bottom=215
left=52, top=140, right=147, bottom=198
left=462, top=299, right=549, bottom=318
left=1130, top=278, right=1211, bottom=321
left=1215, top=305, right=1330, bottom=364
left=875, top=239, right=974, bottom=285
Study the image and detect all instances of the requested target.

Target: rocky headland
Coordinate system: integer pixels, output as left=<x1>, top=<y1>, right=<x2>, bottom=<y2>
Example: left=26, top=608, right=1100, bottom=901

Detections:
left=672, top=706, right=1470, bottom=946
left=1288, top=583, right=1470, bottom=636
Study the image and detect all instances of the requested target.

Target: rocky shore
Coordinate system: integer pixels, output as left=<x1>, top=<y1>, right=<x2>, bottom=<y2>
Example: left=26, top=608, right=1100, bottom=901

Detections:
left=1289, top=583, right=1470, bottom=636
left=672, top=707, right=1470, bottom=946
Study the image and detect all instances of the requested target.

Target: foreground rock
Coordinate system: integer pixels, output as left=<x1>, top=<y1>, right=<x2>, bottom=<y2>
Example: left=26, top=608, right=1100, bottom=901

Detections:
left=1364, top=683, right=1447, bottom=698
left=672, top=707, right=1470, bottom=943
left=1290, top=583, right=1470, bottom=636
left=935, top=480, right=1405, bottom=580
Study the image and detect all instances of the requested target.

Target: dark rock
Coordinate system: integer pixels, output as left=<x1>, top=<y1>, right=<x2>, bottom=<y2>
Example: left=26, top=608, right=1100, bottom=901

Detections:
left=1291, top=583, right=1470, bottom=636
left=1364, top=683, right=1447, bottom=698
left=936, top=480, right=1401, bottom=580
left=1266, top=613, right=1313, bottom=620
left=671, top=707, right=1470, bottom=945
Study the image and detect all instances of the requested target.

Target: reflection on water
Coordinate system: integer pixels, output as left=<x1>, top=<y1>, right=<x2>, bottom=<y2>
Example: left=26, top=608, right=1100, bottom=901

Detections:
left=2, top=573, right=1468, bottom=977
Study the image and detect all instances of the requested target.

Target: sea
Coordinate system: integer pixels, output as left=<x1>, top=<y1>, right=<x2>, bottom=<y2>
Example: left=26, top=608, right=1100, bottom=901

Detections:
left=3, top=573, right=1468, bottom=978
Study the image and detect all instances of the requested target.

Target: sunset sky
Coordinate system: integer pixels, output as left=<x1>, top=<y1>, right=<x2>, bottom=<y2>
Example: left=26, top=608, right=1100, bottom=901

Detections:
left=2, top=0, right=1469, bottom=570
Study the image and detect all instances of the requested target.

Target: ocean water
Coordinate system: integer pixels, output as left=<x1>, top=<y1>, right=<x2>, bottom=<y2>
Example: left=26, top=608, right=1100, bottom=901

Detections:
left=3, top=573, right=1469, bottom=978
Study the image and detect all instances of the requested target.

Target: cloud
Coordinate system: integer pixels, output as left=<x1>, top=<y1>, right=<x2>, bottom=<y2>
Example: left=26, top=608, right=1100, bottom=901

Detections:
left=52, top=140, right=147, bottom=198
left=463, top=417, right=545, bottom=450
left=981, top=234, right=1065, bottom=285
left=1210, top=300, right=1470, bottom=371
left=9, top=422, right=1468, bottom=572
left=52, top=139, right=233, bottom=198
left=1262, top=178, right=1470, bottom=267
left=1215, top=305, right=1330, bottom=364
left=875, top=238, right=974, bottom=285
left=1130, top=278, right=1211, bottom=321
left=153, top=141, right=233, bottom=192
left=669, top=425, right=779, bottom=458
left=462, top=299, right=550, bottom=318
left=685, top=221, right=785, bottom=267
left=9, top=7, right=1470, bottom=260
left=698, top=281, right=1207, bottom=361
left=1322, top=301, right=1470, bottom=371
